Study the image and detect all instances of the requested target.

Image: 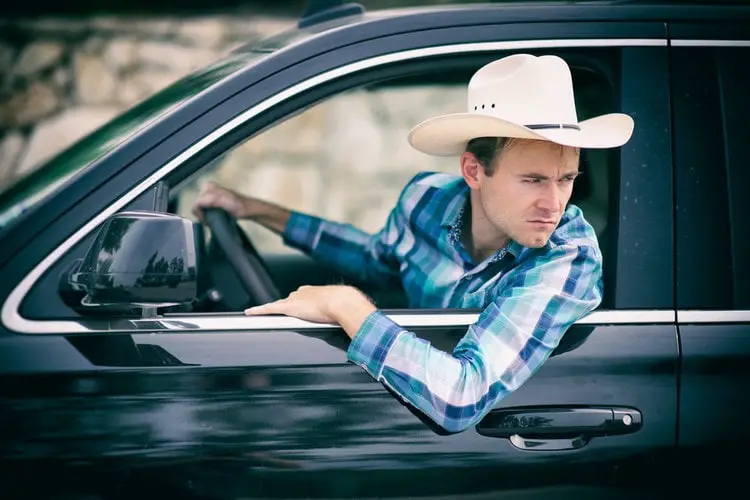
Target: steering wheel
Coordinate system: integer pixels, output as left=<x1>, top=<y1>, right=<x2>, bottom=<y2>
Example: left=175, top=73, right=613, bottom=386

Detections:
left=202, top=208, right=282, bottom=307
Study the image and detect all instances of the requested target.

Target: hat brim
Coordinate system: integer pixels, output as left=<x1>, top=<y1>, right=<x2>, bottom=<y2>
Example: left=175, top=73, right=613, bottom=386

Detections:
left=407, top=112, right=634, bottom=156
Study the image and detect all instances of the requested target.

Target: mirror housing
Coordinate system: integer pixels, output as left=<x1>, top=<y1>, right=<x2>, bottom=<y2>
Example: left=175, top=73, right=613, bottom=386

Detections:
left=71, top=211, right=198, bottom=308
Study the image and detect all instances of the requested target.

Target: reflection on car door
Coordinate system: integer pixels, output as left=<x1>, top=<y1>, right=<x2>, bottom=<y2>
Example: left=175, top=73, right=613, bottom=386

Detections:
left=0, top=319, right=677, bottom=499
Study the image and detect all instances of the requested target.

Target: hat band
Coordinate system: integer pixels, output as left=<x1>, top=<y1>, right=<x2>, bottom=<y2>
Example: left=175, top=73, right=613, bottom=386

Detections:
left=525, top=123, right=581, bottom=131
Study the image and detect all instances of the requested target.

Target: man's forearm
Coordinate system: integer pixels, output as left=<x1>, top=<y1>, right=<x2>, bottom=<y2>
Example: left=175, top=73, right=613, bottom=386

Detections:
left=243, top=198, right=292, bottom=235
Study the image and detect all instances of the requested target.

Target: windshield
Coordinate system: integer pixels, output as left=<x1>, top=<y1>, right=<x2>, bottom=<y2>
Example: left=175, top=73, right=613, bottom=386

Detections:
left=0, top=52, right=265, bottom=233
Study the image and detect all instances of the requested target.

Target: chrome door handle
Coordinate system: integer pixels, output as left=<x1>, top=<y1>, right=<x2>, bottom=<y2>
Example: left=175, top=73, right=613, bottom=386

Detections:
left=476, top=406, right=642, bottom=451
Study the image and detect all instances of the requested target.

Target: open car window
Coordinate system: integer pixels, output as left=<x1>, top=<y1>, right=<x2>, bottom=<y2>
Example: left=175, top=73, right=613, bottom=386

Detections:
left=168, top=51, right=619, bottom=313
left=18, top=48, right=625, bottom=323
left=173, top=62, right=615, bottom=256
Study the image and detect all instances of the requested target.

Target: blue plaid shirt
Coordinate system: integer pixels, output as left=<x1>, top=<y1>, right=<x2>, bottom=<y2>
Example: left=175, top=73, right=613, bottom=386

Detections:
left=283, top=172, right=603, bottom=433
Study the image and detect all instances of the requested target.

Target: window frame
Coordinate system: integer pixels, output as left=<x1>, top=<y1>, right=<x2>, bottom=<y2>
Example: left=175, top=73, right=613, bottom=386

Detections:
left=165, top=46, right=625, bottom=311
left=2, top=34, right=674, bottom=335
left=608, top=46, right=674, bottom=310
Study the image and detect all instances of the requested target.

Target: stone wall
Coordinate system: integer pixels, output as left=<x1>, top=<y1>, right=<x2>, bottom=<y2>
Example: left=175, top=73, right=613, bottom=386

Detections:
left=0, top=14, right=294, bottom=186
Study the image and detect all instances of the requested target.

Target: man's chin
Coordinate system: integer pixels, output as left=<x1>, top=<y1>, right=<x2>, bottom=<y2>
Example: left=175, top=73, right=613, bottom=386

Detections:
left=516, top=233, right=551, bottom=249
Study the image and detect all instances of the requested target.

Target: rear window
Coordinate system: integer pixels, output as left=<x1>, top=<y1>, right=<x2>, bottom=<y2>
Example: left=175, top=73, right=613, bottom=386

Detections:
left=673, top=46, right=750, bottom=310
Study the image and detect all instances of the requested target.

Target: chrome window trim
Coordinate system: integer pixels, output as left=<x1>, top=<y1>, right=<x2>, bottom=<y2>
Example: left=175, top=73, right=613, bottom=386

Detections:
left=671, top=40, right=750, bottom=47
left=2, top=37, right=671, bottom=335
left=159, top=309, right=673, bottom=330
left=7, top=310, right=678, bottom=335
left=677, top=311, right=750, bottom=324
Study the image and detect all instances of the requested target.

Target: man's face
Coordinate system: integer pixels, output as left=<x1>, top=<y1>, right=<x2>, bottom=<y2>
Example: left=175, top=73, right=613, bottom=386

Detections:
left=476, top=139, right=581, bottom=248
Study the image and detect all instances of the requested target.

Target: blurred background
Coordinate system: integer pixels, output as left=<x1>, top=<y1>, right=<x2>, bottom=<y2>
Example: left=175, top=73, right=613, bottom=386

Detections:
left=0, top=0, right=488, bottom=190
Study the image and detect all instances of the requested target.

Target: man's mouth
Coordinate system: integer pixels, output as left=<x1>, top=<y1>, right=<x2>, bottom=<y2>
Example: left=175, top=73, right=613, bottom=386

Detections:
left=528, top=219, right=557, bottom=226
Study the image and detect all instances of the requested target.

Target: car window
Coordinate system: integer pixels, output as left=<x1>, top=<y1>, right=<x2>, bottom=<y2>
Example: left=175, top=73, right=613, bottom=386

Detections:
left=166, top=51, right=621, bottom=312
left=673, top=46, right=750, bottom=310
left=172, top=59, right=615, bottom=257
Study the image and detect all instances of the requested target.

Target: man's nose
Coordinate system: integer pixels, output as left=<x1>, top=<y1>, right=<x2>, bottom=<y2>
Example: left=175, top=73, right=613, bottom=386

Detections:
left=536, top=184, right=561, bottom=214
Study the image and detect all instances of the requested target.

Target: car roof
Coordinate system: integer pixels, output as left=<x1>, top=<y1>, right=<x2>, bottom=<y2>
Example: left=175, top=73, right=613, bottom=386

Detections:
left=227, top=1, right=750, bottom=62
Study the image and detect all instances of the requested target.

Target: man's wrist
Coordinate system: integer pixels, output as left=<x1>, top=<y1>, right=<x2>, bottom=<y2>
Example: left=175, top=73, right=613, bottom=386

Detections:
left=345, top=310, right=404, bottom=380
left=329, top=287, right=377, bottom=339
left=238, top=197, right=256, bottom=219
left=242, top=199, right=292, bottom=234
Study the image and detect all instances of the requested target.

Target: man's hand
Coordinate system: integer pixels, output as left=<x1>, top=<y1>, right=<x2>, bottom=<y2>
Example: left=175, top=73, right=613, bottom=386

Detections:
left=245, top=285, right=377, bottom=339
left=193, top=181, right=253, bottom=221
left=193, top=181, right=291, bottom=234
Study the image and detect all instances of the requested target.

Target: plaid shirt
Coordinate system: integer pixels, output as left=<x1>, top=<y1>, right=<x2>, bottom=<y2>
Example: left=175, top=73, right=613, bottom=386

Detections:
left=283, top=172, right=603, bottom=433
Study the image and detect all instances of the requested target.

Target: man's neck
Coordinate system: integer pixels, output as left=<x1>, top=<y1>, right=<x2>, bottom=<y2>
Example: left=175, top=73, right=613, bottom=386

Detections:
left=462, top=192, right=510, bottom=263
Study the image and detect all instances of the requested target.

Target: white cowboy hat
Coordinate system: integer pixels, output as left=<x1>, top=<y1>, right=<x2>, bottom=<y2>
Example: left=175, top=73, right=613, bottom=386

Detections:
left=408, top=54, right=634, bottom=156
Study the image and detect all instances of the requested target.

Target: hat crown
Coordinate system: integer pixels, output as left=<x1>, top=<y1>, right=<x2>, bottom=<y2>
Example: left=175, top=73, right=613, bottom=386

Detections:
left=467, top=54, right=578, bottom=126
left=406, top=53, right=634, bottom=156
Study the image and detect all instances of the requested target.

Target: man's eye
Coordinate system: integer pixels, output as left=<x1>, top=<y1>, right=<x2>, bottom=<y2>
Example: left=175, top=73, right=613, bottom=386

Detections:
left=523, top=178, right=543, bottom=184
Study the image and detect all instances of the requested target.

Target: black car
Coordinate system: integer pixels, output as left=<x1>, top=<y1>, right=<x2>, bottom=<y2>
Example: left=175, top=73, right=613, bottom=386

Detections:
left=0, top=1, right=748, bottom=498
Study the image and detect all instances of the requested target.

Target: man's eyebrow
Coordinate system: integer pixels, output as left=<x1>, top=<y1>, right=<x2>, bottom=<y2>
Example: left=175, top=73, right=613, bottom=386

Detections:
left=518, top=171, right=582, bottom=179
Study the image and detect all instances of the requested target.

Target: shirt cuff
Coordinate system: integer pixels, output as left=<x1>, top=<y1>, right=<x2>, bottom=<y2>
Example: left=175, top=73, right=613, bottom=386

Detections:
left=346, top=310, right=404, bottom=379
left=281, top=211, right=321, bottom=253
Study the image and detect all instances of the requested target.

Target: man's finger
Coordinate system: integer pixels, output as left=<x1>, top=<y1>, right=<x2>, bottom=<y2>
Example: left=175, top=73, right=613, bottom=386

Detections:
left=244, top=299, right=289, bottom=316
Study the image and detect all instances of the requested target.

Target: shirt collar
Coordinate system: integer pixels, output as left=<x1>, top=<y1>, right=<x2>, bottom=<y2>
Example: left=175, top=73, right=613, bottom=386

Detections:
left=441, top=182, right=469, bottom=229
left=504, top=239, right=525, bottom=260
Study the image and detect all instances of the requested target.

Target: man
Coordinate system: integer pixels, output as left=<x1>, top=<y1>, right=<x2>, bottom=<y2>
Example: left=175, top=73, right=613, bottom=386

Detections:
left=194, top=54, right=634, bottom=433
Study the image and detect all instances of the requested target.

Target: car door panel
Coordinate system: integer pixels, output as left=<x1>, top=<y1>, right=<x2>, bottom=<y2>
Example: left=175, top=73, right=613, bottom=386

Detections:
left=0, top=321, right=676, bottom=499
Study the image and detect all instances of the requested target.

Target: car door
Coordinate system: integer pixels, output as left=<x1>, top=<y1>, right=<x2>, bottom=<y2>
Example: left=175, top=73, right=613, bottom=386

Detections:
left=0, top=19, right=677, bottom=500
left=668, top=26, right=750, bottom=498
left=159, top=28, right=677, bottom=498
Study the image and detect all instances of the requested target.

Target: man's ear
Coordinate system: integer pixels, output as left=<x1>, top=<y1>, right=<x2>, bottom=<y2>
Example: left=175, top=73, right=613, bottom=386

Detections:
left=460, top=152, right=482, bottom=189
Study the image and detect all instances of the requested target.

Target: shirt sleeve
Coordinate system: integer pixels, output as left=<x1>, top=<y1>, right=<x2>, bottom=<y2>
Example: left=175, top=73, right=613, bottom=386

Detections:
left=281, top=174, right=427, bottom=289
left=346, top=243, right=603, bottom=433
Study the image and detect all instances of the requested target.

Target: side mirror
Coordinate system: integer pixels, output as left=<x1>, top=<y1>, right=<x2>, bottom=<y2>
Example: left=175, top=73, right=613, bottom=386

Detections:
left=71, top=211, right=198, bottom=309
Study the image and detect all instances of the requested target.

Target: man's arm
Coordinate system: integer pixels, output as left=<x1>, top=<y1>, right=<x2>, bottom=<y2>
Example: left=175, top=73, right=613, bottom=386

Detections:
left=281, top=209, right=404, bottom=289
left=194, top=179, right=411, bottom=289
left=246, top=242, right=603, bottom=433
left=344, top=243, right=602, bottom=433
left=281, top=173, right=433, bottom=289
left=193, top=181, right=291, bottom=234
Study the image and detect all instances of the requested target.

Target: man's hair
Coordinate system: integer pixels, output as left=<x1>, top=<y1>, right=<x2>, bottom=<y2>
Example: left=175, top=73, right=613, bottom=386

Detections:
left=465, top=137, right=580, bottom=176
left=464, top=137, right=515, bottom=176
